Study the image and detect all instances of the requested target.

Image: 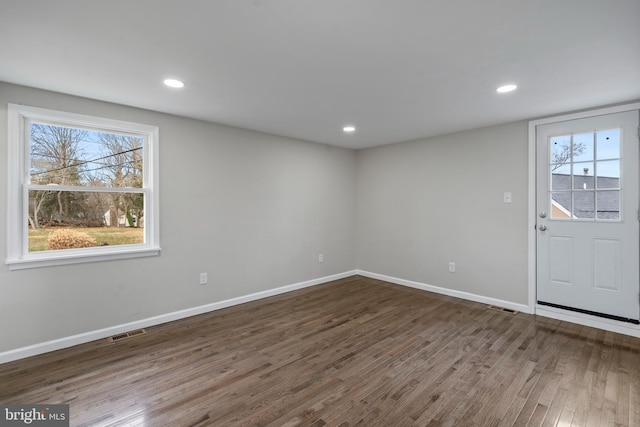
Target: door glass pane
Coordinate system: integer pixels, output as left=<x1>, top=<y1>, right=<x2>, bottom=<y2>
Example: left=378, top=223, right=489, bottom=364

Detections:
left=551, top=192, right=572, bottom=219
left=597, top=190, right=620, bottom=220
left=573, top=191, right=594, bottom=219
left=596, top=129, right=620, bottom=160
left=548, top=126, right=622, bottom=223
left=572, top=132, right=594, bottom=162
left=573, top=162, right=594, bottom=190
left=551, top=163, right=571, bottom=190
left=550, top=135, right=571, bottom=166
left=596, top=160, right=620, bottom=189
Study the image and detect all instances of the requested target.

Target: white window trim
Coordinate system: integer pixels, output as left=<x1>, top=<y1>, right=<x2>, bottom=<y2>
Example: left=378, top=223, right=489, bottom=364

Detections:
left=6, top=104, right=160, bottom=270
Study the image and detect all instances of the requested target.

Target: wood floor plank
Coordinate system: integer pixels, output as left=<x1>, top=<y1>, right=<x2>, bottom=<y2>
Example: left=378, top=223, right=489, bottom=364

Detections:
left=1, top=275, right=640, bottom=426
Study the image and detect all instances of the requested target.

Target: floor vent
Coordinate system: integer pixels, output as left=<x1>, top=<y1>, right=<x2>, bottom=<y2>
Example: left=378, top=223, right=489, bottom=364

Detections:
left=487, top=305, right=518, bottom=315
left=108, top=329, right=146, bottom=343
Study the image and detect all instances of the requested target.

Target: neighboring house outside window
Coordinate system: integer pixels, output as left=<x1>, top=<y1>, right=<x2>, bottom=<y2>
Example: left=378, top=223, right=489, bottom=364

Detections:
left=549, top=129, right=622, bottom=222
left=6, top=104, right=160, bottom=270
left=551, top=173, right=620, bottom=220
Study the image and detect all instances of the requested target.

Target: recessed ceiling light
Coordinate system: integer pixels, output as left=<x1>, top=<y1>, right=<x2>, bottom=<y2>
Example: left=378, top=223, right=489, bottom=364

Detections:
left=496, top=84, right=517, bottom=93
left=163, top=78, right=185, bottom=88
left=343, top=126, right=356, bottom=133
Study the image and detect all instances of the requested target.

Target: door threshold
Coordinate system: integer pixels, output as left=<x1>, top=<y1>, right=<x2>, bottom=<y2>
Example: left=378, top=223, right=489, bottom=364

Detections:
left=537, top=301, right=639, bottom=325
left=535, top=304, right=640, bottom=339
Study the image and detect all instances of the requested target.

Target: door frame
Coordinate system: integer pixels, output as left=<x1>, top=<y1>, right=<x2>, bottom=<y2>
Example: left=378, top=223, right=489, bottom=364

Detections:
left=528, top=101, right=640, bottom=337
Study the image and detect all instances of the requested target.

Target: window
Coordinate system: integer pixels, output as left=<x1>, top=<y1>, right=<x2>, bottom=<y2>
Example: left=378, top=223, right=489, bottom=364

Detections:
left=7, top=104, right=160, bottom=270
left=549, top=128, right=622, bottom=221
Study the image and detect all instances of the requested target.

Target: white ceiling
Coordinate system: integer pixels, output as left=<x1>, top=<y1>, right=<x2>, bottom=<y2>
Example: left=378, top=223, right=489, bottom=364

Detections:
left=1, top=0, right=638, bottom=149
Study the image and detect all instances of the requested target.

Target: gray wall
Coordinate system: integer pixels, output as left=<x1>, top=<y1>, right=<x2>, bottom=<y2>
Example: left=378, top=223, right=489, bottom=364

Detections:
left=356, top=121, right=529, bottom=304
left=0, top=82, right=357, bottom=352
left=0, top=81, right=534, bottom=356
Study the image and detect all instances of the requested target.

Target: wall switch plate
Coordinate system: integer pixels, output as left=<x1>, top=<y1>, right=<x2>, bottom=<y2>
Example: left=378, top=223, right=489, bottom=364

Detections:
left=318, top=253, right=324, bottom=263
left=200, top=272, right=208, bottom=285
left=449, top=262, right=455, bottom=273
left=503, top=192, right=512, bottom=203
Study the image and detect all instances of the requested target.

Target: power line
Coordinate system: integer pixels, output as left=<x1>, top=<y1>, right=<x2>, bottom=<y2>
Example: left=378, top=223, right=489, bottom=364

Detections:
left=32, top=151, right=139, bottom=168
left=30, top=147, right=142, bottom=177
left=31, top=158, right=142, bottom=184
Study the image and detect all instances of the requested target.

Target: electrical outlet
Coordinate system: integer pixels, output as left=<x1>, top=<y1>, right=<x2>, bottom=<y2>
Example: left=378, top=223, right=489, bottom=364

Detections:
left=200, top=272, right=208, bottom=285
left=448, top=262, right=455, bottom=273
left=318, top=253, right=324, bottom=263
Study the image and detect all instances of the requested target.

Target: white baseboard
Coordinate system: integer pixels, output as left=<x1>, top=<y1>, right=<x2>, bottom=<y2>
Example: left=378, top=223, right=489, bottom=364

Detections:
left=535, top=305, right=640, bottom=338
left=0, top=270, right=357, bottom=364
left=356, top=270, right=530, bottom=314
left=8, top=270, right=635, bottom=364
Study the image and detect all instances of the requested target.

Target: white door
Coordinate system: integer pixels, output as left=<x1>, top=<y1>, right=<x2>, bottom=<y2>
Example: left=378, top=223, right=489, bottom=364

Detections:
left=536, top=110, right=640, bottom=323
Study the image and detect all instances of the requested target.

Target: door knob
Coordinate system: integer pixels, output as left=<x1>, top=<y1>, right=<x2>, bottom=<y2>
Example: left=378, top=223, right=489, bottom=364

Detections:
left=539, top=212, right=547, bottom=218
left=539, top=225, right=547, bottom=231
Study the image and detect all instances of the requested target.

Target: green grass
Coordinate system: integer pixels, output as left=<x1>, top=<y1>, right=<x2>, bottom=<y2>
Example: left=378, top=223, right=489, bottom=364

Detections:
left=29, top=227, right=144, bottom=252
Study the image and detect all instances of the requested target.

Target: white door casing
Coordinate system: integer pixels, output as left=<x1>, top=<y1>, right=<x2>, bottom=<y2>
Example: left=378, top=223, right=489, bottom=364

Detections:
left=536, top=110, right=640, bottom=322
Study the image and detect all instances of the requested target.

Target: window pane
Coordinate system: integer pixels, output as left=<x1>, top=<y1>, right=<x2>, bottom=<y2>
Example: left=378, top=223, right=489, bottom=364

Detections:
left=28, top=190, right=144, bottom=252
left=596, top=160, right=620, bottom=189
left=573, top=162, right=594, bottom=190
left=550, top=135, right=571, bottom=165
left=597, top=190, right=620, bottom=220
left=547, top=126, right=622, bottom=224
left=551, top=163, right=571, bottom=190
left=596, top=128, right=620, bottom=160
left=551, top=192, right=572, bottom=218
left=30, top=123, right=144, bottom=188
left=572, top=132, right=594, bottom=162
left=573, top=191, right=594, bottom=219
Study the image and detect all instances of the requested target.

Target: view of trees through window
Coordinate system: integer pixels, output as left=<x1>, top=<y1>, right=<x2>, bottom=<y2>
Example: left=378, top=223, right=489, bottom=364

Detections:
left=28, top=123, right=145, bottom=252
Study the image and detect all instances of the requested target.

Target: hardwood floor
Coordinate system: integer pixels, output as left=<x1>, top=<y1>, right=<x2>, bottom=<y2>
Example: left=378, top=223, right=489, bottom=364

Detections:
left=1, top=275, right=639, bottom=426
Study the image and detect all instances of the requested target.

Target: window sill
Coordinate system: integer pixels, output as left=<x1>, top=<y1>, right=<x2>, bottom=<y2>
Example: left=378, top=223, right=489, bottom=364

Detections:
left=6, top=246, right=161, bottom=270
